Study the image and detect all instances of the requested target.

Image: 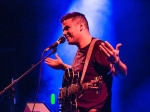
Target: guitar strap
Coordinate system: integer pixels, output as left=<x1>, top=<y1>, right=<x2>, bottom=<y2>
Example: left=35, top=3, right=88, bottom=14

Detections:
left=80, top=38, right=98, bottom=84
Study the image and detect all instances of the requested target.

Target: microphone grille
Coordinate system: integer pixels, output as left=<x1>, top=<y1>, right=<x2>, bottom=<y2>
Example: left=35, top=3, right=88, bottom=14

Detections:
left=59, top=36, right=66, bottom=43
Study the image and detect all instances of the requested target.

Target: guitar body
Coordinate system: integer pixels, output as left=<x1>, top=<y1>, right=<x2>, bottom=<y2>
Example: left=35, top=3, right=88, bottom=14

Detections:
left=59, top=68, right=79, bottom=112
left=58, top=68, right=102, bottom=112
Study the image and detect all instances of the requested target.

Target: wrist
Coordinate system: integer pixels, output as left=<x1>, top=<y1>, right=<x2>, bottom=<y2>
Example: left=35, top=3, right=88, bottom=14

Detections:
left=59, top=62, right=65, bottom=70
left=61, top=63, right=71, bottom=70
left=114, top=59, right=120, bottom=67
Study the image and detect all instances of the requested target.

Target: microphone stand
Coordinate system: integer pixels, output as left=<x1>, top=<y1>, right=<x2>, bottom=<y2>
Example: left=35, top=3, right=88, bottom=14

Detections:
left=0, top=47, right=57, bottom=97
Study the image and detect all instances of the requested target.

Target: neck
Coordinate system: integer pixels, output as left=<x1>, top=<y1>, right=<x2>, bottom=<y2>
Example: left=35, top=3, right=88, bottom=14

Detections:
left=77, top=34, right=92, bottom=49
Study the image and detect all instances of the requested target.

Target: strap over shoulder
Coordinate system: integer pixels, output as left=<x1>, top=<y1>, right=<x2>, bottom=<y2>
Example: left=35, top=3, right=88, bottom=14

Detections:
left=80, top=38, right=98, bottom=84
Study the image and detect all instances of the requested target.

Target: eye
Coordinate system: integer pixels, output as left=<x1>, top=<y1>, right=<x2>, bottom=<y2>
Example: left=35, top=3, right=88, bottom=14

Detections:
left=63, top=26, right=70, bottom=31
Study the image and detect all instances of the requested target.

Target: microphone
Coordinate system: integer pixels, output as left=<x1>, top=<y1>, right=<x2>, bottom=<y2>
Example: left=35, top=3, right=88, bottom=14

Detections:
left=44, top=36, right=66, bottom=52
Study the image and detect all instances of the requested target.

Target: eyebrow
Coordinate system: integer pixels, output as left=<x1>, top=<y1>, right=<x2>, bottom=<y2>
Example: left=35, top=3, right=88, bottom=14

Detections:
left=63, top=26, right=70, bottom=31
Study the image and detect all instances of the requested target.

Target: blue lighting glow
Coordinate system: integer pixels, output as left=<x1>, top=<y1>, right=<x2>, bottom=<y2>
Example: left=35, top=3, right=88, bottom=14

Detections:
left=38, top=0, right=116, bottom=111
left=1, top=0, right=149, bottom=112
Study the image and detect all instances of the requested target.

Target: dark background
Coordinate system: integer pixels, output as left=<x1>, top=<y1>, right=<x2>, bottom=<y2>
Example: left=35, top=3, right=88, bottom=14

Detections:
left=0, top=0, right=150, bottom=112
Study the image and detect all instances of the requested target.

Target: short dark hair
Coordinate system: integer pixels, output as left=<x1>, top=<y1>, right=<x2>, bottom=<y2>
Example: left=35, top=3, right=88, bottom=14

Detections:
left=60, top=12, right=89, bottom=30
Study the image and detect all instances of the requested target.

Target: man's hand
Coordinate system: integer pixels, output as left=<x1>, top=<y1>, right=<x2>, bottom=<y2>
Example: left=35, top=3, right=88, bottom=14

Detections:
left=99, top=41, right=122, bottom=64
left=45, top=53, right=63, bottom=69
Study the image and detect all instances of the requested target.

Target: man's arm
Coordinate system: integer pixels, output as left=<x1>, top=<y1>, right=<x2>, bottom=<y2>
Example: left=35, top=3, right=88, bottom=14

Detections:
left=110, top=60, right=127, bottom=78
left=60, top=63, right=72, bottom=71
left=99, top=41, right=127, bottom=78
left=45, top=53, right=71, bottom=71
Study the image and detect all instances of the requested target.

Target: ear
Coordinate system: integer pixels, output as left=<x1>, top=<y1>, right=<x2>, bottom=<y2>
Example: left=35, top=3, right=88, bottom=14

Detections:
left=79, top=22, right=84, bottom=32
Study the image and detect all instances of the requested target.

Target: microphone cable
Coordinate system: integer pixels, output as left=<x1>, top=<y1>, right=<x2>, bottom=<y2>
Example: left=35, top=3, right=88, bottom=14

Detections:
left=31, top=51, right=45, bottom=112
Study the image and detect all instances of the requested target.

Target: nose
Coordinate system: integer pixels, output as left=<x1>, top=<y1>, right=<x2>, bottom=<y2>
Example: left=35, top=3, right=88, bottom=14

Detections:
left=63, top=31, right=67, bottom=38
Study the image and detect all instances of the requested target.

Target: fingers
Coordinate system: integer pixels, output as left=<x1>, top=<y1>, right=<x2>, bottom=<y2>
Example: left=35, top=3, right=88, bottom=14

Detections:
left=99, top=41, right=116, bottom=57
left=55, top=53, right=62, bottom=61
left=55, top=53, right=59, bottom=59
left=45, top=57, right=53, bottom=61
left=45, top=53, right=60, bottom=63
left=116, top=43, right=122, bottom=50
left=99, top=41, right=122, bottom=57
left=44, top=61, right=49, bottom=64
left=45, top=58, right=53, bottom=65
left=99, top=43, right=111, bottom=57
left=105, top=41, right=114, bottom=51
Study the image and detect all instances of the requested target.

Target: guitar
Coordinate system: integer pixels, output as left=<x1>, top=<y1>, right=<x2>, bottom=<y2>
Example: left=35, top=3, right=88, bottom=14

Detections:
left=58, top=68, right=103, bottom=112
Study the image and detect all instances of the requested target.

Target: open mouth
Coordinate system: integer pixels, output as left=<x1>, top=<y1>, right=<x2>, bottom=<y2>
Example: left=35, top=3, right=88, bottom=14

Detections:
left=65, top=36, right=71, bottom=41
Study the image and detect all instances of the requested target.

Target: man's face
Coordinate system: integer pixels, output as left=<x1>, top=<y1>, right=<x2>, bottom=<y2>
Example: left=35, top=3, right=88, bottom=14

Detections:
left=62, top=18, right=80, bottom=45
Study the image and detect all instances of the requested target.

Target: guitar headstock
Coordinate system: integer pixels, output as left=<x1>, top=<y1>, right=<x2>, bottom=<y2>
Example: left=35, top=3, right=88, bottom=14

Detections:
left=82, top=76, right=103, bottom=94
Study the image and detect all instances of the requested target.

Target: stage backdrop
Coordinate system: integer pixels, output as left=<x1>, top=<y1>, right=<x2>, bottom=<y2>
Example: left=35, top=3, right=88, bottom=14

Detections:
left=0, top=0, right=150, bottom=112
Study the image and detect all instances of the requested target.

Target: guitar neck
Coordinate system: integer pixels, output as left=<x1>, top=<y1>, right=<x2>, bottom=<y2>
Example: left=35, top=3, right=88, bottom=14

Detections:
left=59, top=83, right=93, bottom=99
left=59, top=76, right=102, bottom=99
